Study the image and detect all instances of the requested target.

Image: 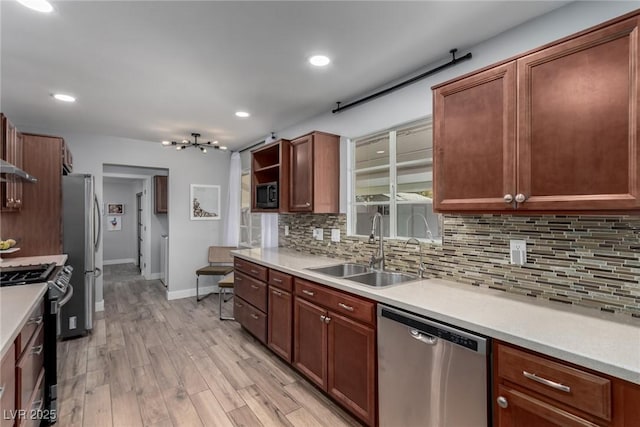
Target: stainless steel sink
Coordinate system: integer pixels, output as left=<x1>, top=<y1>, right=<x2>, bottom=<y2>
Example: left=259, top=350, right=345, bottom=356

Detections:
left=307, top=263, right=369, bottom=277
left=346, top=271, right=418, bottom=287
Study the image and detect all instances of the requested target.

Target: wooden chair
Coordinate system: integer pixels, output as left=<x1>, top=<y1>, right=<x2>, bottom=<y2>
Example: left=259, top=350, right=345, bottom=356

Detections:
left=196, top=246, right=235, bottom=319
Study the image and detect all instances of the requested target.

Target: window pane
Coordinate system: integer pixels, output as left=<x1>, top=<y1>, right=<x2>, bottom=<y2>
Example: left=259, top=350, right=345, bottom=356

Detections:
left=354, top=204, right=390, bottom=237
left=396, top=121, right=433, bottom=164
left=240, top=227, right=249, bottom=245
left=396, top=204, right=441, bottom=240
left=355, top=168, right=390, bottom=202
left=355, top=133, right=389, bottom=169
left=241, top=173, right=251, bottom=208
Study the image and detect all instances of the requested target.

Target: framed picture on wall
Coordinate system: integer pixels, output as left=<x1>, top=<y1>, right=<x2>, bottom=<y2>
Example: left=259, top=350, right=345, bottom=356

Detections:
left=107, top=203, right=124, bottom=215
left=190, top=184, right=220, bottom=220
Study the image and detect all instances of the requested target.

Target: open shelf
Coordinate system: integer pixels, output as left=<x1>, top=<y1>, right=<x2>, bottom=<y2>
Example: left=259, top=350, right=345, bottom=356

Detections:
left=251, top=139, right=290, bottom=212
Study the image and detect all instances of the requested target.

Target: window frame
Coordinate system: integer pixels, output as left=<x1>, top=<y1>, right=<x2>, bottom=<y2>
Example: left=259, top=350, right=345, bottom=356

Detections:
left=239, top=169, right=261, bottom=248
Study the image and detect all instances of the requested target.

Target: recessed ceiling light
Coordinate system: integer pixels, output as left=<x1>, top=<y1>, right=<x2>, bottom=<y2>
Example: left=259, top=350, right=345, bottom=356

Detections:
left=376, top=150, right=385, bottom=154
left=17, top=0, right=53, bottom=13
left=53, top=93, right=76, bottom=103
left=235, top=111, right=250, bottom=118
left=309, top=55, right=330, bottom=67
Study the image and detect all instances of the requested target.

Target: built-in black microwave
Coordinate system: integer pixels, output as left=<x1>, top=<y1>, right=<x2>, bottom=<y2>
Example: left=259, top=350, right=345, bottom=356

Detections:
left=256, top=181, right=278, bottom=209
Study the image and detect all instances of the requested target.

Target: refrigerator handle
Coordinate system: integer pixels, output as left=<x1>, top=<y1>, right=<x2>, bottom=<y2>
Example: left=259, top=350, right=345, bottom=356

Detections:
left=94, top=194, right=101, bottom=251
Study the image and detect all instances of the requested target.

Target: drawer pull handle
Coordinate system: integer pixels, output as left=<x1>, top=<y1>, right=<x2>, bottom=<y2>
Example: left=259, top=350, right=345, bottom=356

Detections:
left=338, top=302, right=354, bottom=312
left=272, top=278, right=283, bottom=283
left=496, top=396, right=508, bottom=409
left=250, top=314, right=259, bottom=320
left=250, top=269, right=259, bottom=274
left=31, top=345, right=44, bottom=356
left=235, top=302, right=244, bottom=308
left=272, top=290, right=283, bottom=297
left=523, top=371, right=570, bottom=393
left=302, top=289, right=315, bottom=297
left=28, top=315, right=44, bottom=325
left=250, top=284, right=259, bottom=290
left=0, top=386, right=4, bottom=399
left=236, top=277, right=243, bottom=282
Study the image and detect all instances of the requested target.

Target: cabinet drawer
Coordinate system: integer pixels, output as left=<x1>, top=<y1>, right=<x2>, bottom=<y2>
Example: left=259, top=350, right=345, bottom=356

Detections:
left=234, top=258, right=268, bottom=281
left=17, top=323, right=44, bottom=412
left=497, top=344, right=611, bottom=420
left=20, top=368, right=45, bottom=427
left=235, top=271, right=267, bottom=312
left=294, top=278, right=375, bottom=325
left=18, top=301, right=44, bottom=356
left=1, top=343, right=16, bottom=427
left=268, top=270, right=293, bottom=292
left=235, top=297, right=266, bottom=344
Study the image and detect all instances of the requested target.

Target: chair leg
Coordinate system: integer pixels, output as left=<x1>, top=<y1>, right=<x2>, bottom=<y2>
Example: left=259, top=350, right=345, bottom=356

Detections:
left=196, top=275, right=202, bottom=302
left=219, top=288, right=235, bottom=321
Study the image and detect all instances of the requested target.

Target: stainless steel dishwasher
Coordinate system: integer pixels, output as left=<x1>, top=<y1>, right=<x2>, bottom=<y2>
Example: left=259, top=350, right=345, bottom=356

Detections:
left=378, top=305, right=490, bottom=427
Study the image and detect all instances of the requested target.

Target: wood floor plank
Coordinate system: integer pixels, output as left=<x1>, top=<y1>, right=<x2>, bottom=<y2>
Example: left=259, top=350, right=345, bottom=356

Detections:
left=88, top=317, right=107, bottom=347
left=164, top=343, right=209, bottom=396
left=106, top=319, right=125, bottom=351
left=87, top=345, right=108, bottom=373
left=192, top=356, right=245, bottom=413
left=190, top=389, right=234, bottom=427
left=61, top=338, right=88, bottom=380
left=237, top=384, right=294, bottom=427
left=283, top=382, right=358, bottom=427
left=132, top=364, right=171, bottom=426
left=124, top=332, right=151, bottom=368
left=205, top=343, right=254, bottom=389
left=147, top=345, right=181, bottom=389
left=107, top=348, right=135, bottom=396
left=82, top=383, right=112, bottom=427
left=227, top=405, right=264, bottom=427
left=85, top=368, right=109, bottom=393
left=111, top=390, right=143, bottom=427
left=57, top=374, right=85, bottom=427
left=286, top=407, right=326, bottom=427
left=161, top=386, right=203, bottom=427
left=237, top=358, right=300, bottom=414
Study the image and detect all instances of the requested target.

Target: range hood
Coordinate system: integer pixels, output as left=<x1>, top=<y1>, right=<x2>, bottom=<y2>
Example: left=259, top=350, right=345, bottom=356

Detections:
left=0, top=159, right=37, bottom=183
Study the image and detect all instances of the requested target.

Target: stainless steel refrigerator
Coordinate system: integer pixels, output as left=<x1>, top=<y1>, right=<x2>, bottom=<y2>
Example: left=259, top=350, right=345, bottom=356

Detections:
left=61, top=174, right=101, bottom=338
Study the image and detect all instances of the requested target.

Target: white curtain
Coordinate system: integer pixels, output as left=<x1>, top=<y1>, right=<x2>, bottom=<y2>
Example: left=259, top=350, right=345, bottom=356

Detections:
left=223, top=151, right=241, bottom=246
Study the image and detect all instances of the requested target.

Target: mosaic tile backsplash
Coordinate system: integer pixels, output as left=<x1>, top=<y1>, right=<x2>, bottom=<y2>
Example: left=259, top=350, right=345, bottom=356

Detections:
left=279, top=213, right=640, bottom=317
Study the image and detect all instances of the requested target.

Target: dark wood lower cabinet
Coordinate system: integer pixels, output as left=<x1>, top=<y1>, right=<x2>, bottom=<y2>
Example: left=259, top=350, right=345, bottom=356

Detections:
left=327, top=312, right=376, bottom=427
left=267, top=285, right=292, bottom=363
left=293, top=297, right=327, bottom=389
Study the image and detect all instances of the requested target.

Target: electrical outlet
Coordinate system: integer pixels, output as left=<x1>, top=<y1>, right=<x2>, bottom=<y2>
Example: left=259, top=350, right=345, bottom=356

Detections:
left=331, top=229, right=340, bottom=242
left=510, top=240, right=527, bottom=265
left=284, top=225, right=289, bottom=236
left=313, top=228, right=324, bottom=241
left=69, top=316, right=77, bottom=330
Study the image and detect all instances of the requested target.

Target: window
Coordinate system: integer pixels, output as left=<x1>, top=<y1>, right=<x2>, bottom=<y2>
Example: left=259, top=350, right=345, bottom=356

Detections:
left=348, top=118, right=442, bottom=241
left=239, top=171, right=261, bottom=247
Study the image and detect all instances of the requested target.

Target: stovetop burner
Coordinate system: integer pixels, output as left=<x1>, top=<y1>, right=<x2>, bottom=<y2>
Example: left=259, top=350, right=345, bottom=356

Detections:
left=0, top=263, right=57, bottom=286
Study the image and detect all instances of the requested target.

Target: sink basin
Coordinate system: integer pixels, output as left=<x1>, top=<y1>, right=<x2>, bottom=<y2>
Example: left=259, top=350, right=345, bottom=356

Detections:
left=346, top=271, right=418, bottom=287
left=307, top=263, right=369, bottom=277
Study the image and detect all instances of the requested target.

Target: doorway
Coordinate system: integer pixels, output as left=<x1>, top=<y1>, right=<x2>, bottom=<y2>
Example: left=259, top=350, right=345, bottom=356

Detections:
left=136, top=192, right=143, bottom=272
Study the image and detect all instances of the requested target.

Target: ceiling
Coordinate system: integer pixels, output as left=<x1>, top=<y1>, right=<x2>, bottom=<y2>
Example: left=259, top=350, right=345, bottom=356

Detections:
left=1, top=1, right=569, bottom=150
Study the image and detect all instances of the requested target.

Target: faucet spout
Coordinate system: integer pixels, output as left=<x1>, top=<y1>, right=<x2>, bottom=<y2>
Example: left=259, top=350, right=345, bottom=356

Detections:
left=369, top=213, right=385, bottom=271
left=404, top=237, right=426, bottom=279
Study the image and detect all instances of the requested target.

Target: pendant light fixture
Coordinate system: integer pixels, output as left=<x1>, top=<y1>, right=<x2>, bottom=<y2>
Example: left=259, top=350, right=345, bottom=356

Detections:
left=161, top=133, right=227, bottom=153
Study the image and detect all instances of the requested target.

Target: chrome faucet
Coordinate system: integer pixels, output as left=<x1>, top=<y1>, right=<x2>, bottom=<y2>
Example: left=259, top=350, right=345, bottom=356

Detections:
left=404, top=237, right=426, bottom=279
left=368, top=212, right=385, bottom=271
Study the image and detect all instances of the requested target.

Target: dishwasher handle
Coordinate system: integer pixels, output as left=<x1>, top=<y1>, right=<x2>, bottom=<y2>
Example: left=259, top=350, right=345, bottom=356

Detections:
left=409, top=328, right=437, bottom=345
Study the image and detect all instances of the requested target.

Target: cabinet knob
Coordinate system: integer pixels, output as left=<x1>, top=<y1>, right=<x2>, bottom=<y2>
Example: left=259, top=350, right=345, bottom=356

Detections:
left=305, top=202, right=310, bottom=207
left=320, top=315, right=326, bottom=322
left=503, top=194, right=514, bottom=204
left=15, top=199, right=21, bottom=205
left=324, top=316, right=331, bottom=324
left=496, top=396, right=508, bottom=409
left=515, top=193, right=527, bottom=203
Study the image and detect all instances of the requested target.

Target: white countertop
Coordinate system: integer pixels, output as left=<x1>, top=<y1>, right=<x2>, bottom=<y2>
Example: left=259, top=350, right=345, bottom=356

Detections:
left=232, top=248, right=640, bottom=385
left=0, top=254, right=68, bottom=267
left=0, top=283, right=48, bottom=359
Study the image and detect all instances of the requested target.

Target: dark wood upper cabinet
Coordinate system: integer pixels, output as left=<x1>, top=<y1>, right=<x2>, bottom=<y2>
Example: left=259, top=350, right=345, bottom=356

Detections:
left=289, top=131, right=340, bottom=213
left=433, top=63, right=516, bottom=211
left=433, top=13, right=640, bottom=213
left=154, top=175, right=168, bottom=214
left=251, top=139, right=290, bottom=213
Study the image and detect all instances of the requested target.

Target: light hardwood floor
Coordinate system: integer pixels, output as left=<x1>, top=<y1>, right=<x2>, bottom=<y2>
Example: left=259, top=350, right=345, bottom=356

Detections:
left=57, top=264, right=360, bottom=427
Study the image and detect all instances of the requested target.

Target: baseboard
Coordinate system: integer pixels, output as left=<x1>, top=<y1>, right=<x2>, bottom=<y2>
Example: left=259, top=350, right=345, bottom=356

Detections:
left=146, top=272, right=162, bottom=280
left=167, top=285, right=223, bottom=301
left=103, top=258, right=136, bottom=266
left=96, top=300, right=105, bottom=312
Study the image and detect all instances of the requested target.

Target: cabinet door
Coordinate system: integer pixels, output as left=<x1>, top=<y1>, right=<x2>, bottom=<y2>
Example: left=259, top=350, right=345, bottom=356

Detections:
left=495, top=386, right=596, bottom=427
left=154, top=175, right=168, bottom=213
left=0, top=343, right=16, bottom=427
left=433, top=62, right=517, bottom=211
left=327, top=312, right=376, bottom=427
left=517, top=17, right=640, bottom=211
left=267, top=286, right=292, bottom=362
left=293, top=296, right=327, bottom=389
left=289, top=135, right=313, bottom=211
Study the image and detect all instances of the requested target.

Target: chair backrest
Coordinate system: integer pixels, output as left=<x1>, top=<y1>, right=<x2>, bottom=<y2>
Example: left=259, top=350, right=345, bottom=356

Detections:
left=208, top=246, right=236, bottom=265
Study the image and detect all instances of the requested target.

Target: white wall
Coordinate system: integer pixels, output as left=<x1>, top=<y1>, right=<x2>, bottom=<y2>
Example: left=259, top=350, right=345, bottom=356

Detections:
left=17, top=128, right=231, bottom=304
left=102, top=179, right=139, bottom=263
left=271, top=1, right=638, bottom=212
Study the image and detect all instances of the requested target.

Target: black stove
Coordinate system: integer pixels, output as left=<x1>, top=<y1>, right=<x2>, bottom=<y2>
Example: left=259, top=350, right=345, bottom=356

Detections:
left=0, top=263, right=57, bottom=286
